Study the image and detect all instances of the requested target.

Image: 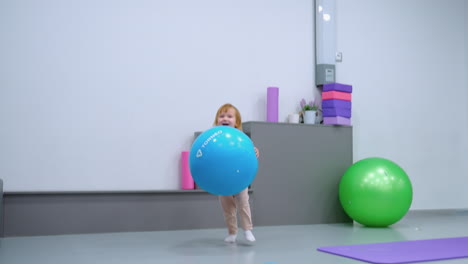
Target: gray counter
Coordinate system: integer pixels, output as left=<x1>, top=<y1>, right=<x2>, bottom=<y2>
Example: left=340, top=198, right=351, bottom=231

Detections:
left=243, top=122, right=353, bottom=225
left=2, top=122, right=352, bottom=237
left=0, top=179, right=3, bottom=237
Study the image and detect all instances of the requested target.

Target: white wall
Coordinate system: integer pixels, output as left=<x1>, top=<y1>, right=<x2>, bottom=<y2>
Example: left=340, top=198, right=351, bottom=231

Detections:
left=0, top=0, right=315, bottom=192
left=336, top=0, right=468, bottom=209
left=1, top=0, right=467, bottom=211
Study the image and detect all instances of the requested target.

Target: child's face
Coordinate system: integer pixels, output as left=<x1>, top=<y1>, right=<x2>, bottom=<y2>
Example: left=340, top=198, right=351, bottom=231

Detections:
left=217, top=108, right=237, bottom=128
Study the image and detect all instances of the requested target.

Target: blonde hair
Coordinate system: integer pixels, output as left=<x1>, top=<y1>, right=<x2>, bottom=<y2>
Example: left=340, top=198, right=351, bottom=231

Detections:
left=213, top=103, right=243, bottom=130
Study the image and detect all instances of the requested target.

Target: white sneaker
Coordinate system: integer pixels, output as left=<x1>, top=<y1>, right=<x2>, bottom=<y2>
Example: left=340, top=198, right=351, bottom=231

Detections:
left=244, top=230, right=256, bottom=242
left=224, top=234, right=237, bottom=243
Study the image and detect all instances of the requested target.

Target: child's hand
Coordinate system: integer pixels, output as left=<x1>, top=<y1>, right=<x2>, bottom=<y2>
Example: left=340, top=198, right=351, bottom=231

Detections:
left=254, top=147, right=260, bottom=158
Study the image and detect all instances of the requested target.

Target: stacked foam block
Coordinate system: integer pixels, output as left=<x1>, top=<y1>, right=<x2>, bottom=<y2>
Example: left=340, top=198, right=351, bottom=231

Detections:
left=322, top=83, right=352, bottom=126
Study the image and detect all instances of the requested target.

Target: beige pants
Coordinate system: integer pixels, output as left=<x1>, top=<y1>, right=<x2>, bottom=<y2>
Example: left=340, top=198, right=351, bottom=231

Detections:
left=219, top=188, right=253, bottom=235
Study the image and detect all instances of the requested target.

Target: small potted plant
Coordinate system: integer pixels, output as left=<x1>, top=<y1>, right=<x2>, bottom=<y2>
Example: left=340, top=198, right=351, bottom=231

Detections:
left=300, top=98, right=319, bottom=124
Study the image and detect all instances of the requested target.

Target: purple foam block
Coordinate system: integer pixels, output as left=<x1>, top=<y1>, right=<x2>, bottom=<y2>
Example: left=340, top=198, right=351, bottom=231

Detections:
left=323, top=83, right=353, bottom=93
left=317, top=236, right=468, bottom=264
left=322, top=107, right=352, bottom=118
left=322, top=99, right=351, bottom=109
left=323, top=116, right=351, bottom=126
left=266, top=87, right=279, bottom=122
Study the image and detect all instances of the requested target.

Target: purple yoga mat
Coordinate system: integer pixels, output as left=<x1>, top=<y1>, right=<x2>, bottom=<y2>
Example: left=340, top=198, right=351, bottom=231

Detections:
left=266, top=87, right=279, bottom=122
left=318, top=237, right=468, bottom=264
left=323, top=82, right=353, bottom=93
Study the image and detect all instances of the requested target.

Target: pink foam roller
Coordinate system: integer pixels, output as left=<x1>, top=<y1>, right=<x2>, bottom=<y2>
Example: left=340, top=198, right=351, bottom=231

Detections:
left=322, top=91, right=352, bottom=101
left=181, top=151, right=194, bottom=189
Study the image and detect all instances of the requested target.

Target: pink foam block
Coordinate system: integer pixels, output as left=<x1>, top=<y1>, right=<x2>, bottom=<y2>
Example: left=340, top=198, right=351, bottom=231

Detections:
left=322, top=91, right=351, bottom=101
left=181, top=151, right=194, bottom=189
left=323, top=116, right=351, bottom=126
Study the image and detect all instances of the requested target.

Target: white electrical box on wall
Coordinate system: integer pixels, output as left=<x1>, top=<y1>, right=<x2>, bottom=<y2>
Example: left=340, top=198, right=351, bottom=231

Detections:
left=315, top=0, right=336, bottom=85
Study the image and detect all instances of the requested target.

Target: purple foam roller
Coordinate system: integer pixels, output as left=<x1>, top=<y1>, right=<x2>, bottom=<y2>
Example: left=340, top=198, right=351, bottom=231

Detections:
left=266, top=87, right=279, bottom=122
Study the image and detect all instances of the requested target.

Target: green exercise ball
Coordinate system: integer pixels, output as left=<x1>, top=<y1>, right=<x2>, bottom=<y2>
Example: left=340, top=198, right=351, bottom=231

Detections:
left=339, top=157, right=413, bottom=227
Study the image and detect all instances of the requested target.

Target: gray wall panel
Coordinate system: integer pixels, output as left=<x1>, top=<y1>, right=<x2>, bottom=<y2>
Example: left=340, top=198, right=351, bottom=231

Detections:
left=3, top=191, right=228, bottom=237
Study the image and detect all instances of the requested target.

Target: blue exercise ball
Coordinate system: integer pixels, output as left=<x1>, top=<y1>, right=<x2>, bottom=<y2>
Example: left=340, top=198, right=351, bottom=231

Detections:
left=189, top=126, right=258, bottom=196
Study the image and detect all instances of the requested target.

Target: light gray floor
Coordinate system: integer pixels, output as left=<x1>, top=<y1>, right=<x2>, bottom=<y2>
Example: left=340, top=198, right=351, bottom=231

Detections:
left=1, top=209, right=467, bottom=264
